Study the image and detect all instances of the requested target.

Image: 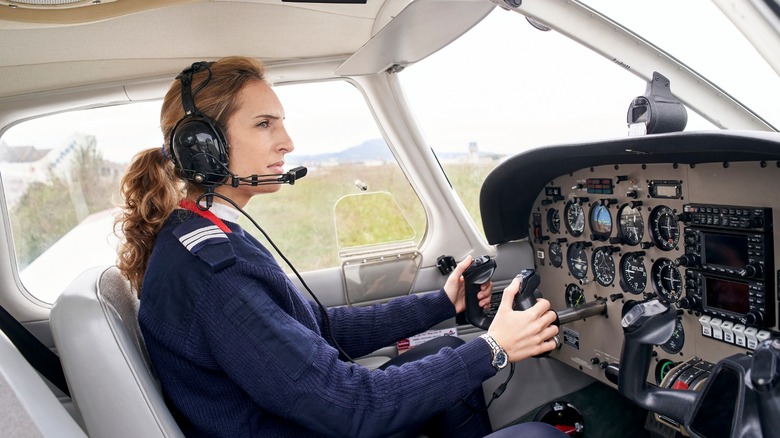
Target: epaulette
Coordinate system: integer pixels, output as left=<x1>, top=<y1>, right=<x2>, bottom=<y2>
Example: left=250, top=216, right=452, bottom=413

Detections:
left=173, top=217, right=236, bottom=271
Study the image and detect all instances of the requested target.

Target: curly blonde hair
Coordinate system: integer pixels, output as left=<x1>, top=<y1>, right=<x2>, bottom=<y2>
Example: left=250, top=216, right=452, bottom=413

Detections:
left=115, top=56, right=267, bottom=294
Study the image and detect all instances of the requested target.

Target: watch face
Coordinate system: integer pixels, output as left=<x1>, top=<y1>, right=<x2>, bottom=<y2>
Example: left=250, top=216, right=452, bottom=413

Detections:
left=495, top=351, right=508, bottom=369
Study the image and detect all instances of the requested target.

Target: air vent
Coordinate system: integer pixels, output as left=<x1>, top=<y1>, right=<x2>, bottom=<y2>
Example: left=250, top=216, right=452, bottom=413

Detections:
left=1, top=0, right=117, bottom=9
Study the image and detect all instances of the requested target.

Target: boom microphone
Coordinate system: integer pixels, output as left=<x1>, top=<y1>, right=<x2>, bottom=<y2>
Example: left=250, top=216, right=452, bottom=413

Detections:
left=230, top=166, right=308, bottom=187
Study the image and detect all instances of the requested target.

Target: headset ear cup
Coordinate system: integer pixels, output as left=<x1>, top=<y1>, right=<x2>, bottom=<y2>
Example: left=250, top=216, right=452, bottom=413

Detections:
left=170, top=115, right=230, bottom=186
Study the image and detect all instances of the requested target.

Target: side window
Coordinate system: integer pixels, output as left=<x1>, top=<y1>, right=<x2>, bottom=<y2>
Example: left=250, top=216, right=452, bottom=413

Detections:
left=0, top=101, right=162, bottom=303
left=241, top=80, right=426, bottom=271
left=0, top=80, right=426, bottom=302
left=398, top=9, right=716, bottom=238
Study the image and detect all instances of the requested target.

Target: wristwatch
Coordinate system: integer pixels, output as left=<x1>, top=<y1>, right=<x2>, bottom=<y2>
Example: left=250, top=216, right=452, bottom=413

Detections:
left=480, top=334, right=508, bottom=371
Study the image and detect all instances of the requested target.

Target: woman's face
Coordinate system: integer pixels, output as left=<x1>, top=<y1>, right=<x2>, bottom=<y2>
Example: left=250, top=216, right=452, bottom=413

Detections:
left=216, top=80, right=294, bottom=206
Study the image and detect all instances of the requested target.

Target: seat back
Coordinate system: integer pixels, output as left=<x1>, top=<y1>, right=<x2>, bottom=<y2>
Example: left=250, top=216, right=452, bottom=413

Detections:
left=0, top=329, right=86, bottom=437
left=51, top=266, right=183, bottom=438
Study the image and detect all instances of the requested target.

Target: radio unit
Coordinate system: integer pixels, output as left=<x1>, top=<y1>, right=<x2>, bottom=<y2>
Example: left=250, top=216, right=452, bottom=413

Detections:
left=677, top=203, right=775, bottom=328
left=679, top=203, right=772, bottom=232
left=678, top=229, right=769, bottom=279
left=683, top=270, right=773, bottom=328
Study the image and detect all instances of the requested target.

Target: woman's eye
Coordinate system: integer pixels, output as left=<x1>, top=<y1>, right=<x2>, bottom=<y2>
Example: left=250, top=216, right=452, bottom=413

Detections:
left=257, top=121, right=269, bottom=128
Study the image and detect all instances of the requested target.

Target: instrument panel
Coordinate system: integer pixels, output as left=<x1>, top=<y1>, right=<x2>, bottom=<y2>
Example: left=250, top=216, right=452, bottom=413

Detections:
left=527, top=160, right=779, bottom=391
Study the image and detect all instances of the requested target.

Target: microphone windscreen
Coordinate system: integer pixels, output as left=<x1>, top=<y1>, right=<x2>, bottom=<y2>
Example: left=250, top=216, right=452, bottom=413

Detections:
left=290, top=166, right=307, bottom=180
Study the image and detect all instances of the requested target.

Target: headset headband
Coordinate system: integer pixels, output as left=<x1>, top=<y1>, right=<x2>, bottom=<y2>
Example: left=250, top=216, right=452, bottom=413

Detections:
left=176, top=61, right=214, bottom=115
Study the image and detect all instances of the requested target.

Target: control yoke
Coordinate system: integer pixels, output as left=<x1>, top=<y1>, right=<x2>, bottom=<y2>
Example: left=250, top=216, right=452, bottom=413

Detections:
left=617, top=299, right=780, bottom=437
left=617, top=300, right=698, bottom=421
left=463, top=255, right=607, bottom=331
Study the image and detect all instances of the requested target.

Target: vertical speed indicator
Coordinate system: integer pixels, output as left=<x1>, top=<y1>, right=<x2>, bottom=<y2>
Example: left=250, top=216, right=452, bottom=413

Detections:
left=619, top=251, right=647, bottom=294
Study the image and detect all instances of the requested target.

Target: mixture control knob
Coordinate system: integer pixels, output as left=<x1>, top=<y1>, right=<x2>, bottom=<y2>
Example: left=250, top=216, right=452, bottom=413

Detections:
left=675, top=254, right=700, bottom=267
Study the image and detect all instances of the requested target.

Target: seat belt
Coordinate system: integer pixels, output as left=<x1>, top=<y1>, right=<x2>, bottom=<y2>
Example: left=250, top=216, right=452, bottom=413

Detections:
left=0, top=303, right=70, bottom=397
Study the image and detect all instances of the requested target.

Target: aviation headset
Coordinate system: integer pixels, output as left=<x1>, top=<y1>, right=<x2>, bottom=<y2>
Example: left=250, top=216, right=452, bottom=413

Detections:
left=169, top=61, right=231, bottom=187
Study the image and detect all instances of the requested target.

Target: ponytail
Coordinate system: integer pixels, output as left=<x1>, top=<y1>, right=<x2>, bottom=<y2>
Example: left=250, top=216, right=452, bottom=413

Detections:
left=115, top=147, right=182, bottom=294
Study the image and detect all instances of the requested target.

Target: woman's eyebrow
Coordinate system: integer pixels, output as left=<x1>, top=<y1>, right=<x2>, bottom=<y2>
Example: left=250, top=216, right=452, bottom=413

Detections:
left=253, top=114, right=282, bottom=120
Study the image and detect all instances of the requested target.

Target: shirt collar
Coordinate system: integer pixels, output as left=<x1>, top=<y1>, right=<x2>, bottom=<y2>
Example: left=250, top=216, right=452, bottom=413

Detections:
left=205, top=201, right=241, bottom=224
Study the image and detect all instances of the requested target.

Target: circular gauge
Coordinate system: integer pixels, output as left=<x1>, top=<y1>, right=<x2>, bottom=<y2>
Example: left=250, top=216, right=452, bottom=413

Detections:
left=618, top=203, right=644, bottom=246
left=565, top=284, right=586, bottom=308
left=651, top=258, right=683, bottom=303
left=567, top=243, right=589, bottom=280
left=660, top=318, right=685, bottom=355
left=549, top=242, right=563, bottom=268
left=619, top=252, right=647, bottom=294
left=547, top=209, right=561, bottom=234
left=591, top=247, right=616, bottom=286
left=649, top=205, right=680, bottom=251
left=589, top=203, right=612, bottom=240
left=564, top=201, right=585, bottom=237
left=655, top=359, right=678, bottom=385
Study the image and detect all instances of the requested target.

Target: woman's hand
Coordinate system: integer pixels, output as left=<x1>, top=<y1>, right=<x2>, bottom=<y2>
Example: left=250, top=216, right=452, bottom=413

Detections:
left=487, top=276, right=559, bottom=362
left=444, top=256, right=493, bottom=314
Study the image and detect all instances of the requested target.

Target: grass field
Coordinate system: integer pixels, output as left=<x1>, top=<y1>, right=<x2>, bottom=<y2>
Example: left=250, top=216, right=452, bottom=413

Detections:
left=239, top=160, right=500, bottom=272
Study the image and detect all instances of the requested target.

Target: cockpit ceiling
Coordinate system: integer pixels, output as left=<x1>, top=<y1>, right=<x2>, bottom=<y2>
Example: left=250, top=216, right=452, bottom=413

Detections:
left=0, top=0, right=386, bottom=26
left=0, top=0, right=400, bottom=98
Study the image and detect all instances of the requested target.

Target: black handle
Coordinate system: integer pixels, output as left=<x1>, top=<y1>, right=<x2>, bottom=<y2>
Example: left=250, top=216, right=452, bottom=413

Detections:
left=463, top=256, right=497, bottom=330
left=512, top=269, right=552, bottom=358
left=512, top=269, right=542, bottom=311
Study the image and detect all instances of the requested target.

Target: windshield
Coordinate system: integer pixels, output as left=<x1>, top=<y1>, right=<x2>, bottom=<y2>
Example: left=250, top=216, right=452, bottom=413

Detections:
left=582, top=0, right=780, bottom=128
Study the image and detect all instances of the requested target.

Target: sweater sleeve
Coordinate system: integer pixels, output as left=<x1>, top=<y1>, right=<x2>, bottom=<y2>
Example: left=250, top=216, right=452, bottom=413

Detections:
left=309, top=290, right=456, bottom=358
left=204, top=274, right=496, bottom=438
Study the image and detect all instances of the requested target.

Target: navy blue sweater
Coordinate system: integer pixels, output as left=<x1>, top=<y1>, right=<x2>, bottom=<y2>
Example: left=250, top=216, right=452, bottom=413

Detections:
left=139, top=207, right=496, bottom=437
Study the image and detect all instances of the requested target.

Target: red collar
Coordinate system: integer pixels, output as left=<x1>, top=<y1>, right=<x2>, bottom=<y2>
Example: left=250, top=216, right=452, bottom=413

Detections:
left=179, top=199, right=232, bottom=233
